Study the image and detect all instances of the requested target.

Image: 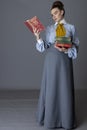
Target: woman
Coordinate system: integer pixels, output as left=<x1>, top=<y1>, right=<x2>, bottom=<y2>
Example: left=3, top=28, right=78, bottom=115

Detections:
left=33, top=1, right=79, bottom=130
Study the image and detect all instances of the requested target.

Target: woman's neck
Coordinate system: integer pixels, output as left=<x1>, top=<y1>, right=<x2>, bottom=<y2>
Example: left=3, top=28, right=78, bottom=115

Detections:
left=58, top=17, right=64, bottom=23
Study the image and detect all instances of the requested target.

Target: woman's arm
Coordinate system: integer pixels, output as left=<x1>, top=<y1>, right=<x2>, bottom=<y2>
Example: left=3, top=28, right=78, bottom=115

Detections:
left=33, top=26, right=52, bottom=52
left=67, top=25, right=79, bottom=59
left=36, top=39, right=48, bottom=52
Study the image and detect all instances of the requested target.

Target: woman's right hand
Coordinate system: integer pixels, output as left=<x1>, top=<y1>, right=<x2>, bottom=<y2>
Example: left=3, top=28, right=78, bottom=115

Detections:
left=54, top=43, right=68, bottom=53
left=33, top=27, right=41, bottom=40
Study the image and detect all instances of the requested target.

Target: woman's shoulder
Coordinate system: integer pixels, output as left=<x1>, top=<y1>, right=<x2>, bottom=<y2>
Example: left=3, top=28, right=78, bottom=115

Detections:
left=65, top=22, right=75, bottom=29
left=65, top=22, right=76, bottom=33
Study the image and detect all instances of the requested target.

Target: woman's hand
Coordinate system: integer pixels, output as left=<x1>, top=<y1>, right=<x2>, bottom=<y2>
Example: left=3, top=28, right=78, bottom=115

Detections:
left=54, top=43, right=68, bottom=53
left=33, top=27, right=41, bottom=40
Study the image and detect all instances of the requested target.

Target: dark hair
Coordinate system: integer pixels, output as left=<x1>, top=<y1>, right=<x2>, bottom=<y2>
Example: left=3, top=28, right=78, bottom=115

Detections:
left=51, top=1, right=65, bottom=16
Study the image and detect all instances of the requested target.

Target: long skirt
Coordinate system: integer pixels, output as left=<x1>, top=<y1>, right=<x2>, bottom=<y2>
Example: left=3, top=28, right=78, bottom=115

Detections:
left=36, top=44, right=76, bottom=129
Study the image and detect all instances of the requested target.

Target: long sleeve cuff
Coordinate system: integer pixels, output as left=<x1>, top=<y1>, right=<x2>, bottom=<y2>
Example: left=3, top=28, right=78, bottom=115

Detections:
left=67, top=47, right=77, bottom=59
left=36, top=39, right=45, bottom=52
left=37, top=38, right=43, bottom=44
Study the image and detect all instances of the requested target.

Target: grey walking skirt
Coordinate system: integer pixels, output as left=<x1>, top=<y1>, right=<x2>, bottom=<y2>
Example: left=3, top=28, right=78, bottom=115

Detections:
left=36, top=44, right=76, bottom=129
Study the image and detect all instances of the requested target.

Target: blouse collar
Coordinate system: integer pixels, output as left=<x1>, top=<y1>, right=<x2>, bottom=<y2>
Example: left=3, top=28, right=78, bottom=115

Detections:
left=54, top=19, right=67, bottom=26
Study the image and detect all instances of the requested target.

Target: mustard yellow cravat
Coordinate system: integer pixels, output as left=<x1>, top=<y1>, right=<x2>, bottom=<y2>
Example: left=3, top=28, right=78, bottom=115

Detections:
left=56, top=23, right=66, bottom=37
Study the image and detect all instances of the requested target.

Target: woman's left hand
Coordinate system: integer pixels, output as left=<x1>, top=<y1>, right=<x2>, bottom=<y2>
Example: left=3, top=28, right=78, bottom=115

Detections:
left=54, top=43, right=68, bottom=53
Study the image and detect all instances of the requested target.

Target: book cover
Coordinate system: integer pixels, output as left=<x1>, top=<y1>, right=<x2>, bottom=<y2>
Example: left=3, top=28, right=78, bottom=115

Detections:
left=55, top=36, right=71, bottom=43
left=55, top=42, right=72, bottom=48
left=55, top=36, right=72, bottom=48
left=24, top=16, right=45, bottom=33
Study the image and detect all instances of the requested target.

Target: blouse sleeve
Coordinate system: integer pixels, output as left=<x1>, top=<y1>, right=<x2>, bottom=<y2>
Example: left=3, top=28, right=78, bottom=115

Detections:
left=67, top=25, right=79, bottom=59
left=36, top=26, right=51, bottom=52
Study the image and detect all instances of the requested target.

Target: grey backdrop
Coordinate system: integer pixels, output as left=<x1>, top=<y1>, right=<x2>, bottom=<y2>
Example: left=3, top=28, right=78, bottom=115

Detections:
left=0, top=0, right=87, bottom=90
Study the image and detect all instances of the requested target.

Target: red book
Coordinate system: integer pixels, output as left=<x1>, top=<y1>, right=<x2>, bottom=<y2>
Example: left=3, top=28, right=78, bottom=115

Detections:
left=55, top=43, right=72, bottom=49
left=24, top=16, right=45, bottom=33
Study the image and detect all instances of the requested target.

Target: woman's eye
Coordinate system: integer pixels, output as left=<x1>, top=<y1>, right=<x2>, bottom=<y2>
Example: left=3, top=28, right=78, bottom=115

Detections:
left=55, top=11, right=58, bottom=15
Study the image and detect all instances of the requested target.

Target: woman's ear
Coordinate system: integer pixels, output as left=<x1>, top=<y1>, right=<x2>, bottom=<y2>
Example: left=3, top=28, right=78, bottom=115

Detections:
left=61, top=10, right=64, bottom=16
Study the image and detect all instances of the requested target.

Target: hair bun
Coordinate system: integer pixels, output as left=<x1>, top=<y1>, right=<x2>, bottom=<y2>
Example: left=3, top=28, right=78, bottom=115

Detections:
left=52, top=1, right=64, bottom=8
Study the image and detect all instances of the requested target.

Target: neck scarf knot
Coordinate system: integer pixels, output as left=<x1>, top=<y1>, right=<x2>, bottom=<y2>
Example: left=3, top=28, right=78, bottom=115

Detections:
left=56, top=23, right=66, bottom=37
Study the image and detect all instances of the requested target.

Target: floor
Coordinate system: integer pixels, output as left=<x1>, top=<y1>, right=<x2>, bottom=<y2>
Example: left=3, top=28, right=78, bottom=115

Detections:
left=0, top=89, right=87, bottom=130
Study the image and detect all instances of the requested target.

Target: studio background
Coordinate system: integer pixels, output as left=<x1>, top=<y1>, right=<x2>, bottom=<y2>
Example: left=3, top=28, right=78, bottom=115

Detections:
left=0, top=0, right=87, bottom=90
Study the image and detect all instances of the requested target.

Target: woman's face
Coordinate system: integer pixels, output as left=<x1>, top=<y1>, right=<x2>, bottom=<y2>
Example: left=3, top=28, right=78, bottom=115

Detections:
left=51, top=8, right=64, bottom=23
